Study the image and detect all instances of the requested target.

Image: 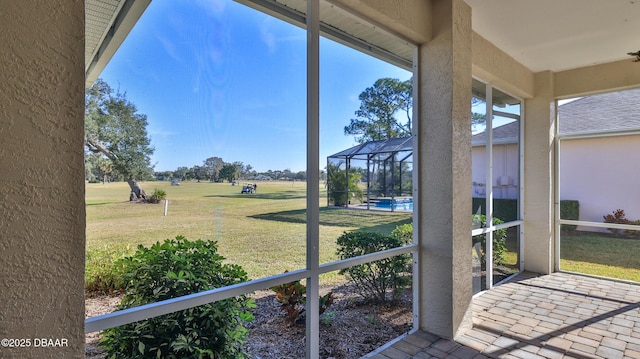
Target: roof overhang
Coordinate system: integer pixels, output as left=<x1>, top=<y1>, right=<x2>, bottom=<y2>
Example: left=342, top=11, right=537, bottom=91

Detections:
left=85, top=0, right=151, bottom=88
left=235, top=0, right=415, bottom=70
left=85, top=0, right=640, bottom=91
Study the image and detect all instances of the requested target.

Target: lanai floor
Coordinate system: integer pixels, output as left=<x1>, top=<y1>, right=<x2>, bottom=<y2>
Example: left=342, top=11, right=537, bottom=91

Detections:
left=365, top=271, right=640, bottom=359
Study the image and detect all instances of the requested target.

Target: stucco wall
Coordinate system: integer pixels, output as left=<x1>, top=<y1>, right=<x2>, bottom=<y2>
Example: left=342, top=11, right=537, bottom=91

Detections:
left=0, top=1, right=85, bottom=358
left=472, top=32, right=534, bottom=100
left=555, top=59, right=640, bottom=99
left=560, top=135, right=640, bottom=225
left=416, top=0, right=473, bottom=339
left=331, top=0, right=431, bottom=43
left=523, top=71, right=556, bottom=274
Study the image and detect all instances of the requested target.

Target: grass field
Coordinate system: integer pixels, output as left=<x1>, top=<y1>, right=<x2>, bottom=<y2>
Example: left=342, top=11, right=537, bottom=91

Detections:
left=560, top=232, right=640, bottom=282
left=87, top=182, right=640, bottom=290
left=86, top=180, right=412, bottom=290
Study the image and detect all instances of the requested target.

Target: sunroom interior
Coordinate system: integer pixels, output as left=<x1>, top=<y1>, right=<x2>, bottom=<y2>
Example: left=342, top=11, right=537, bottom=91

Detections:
left=3, top=0, right=640, bottom=358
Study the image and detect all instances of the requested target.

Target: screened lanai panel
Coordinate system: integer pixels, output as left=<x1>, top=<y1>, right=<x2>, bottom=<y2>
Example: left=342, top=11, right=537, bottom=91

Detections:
left=85, top=0, right=309, bottom=290
left=327, top=136, right=413, bottom=209
left=471, top=79, right=523, bottom=293
left=317, top=8, right=415, bottom=355
left=328, top=137, right=412, bottom=160
left=558, top=88, right=640, bottom=282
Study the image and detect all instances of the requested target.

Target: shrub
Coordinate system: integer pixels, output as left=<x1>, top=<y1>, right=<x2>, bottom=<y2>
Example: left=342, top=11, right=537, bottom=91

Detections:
left=472, top=214, right=507, bottom=267
left=604, top=209, right=630, bottom=236
left=147, top=187, right=167, bottom=203
left=85, top=244, right=132, bottom=293
left=560, top=200, right=579, bottom=231
left=270, top=278, right=334, bottom=325
left=390, top=223, right=413, bottom=245
left=336, top=230, right=411, bottom=303
left=603, top=209, right=640, bottom=237
left=472, top=198, right=518, bottom=223
left=100, top=236, right=254, bottom=359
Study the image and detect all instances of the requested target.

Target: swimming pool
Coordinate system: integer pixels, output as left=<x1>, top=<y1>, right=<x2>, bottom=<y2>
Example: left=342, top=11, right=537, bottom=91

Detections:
left=374, top=197, right=413, bottom=211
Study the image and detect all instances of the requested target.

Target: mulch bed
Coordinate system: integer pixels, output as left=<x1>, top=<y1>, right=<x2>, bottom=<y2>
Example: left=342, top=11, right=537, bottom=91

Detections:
left=85, top=284, right=413, bottom=359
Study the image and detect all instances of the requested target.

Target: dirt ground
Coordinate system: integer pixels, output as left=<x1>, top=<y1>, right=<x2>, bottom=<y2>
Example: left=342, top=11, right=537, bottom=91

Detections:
left=85, top=284, right=412, bottom=359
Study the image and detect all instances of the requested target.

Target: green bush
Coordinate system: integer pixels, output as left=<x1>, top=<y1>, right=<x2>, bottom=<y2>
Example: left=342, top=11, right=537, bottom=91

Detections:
left=472, top=198, right=518, bottom=223
left=472, top=214, right=507, bottom=266
left=147, top=188, right=167, bottom=203
left=390, top=223, right=413, bottom=245
left=101, top=236, right=254, bottom=359
left=560, top=200, right=579, bottom=231
left=336, top=229, right=411, bottom=303
left=85, top=244, right=133, bottom=293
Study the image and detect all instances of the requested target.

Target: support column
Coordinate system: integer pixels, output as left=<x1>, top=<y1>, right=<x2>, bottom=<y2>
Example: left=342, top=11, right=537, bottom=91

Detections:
left=0, top=1, right=85, bottom=358
left=416, top=0, right=473, bottom=339
left=523, top=71, right=556, bottom=274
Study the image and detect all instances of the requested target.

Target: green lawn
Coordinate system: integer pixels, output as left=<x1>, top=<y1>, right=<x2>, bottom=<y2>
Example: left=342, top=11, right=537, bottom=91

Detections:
left=86, top=181, right=412, bottom=290
left=560, top=232, right=640, bottom=282
left=88, top=182, right=640, bottom=291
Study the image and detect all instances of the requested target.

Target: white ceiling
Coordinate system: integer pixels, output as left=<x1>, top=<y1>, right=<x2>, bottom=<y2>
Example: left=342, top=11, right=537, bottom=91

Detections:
left=465, top=0, right=640, bottom=72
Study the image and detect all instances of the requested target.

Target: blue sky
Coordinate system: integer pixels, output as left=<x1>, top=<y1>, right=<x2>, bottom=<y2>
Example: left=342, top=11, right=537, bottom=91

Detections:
left=99, top=0, right=411, bottom=172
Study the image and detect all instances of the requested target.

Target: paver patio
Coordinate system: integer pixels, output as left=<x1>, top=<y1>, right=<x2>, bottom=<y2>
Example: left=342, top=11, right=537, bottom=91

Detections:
left=365, top=272, right=640, bottom=359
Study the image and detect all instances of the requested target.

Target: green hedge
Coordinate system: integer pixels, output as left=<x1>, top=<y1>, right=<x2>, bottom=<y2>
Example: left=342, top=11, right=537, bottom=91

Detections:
left=560, top=200, right=579, bottom=231
left=472, top=198, right=580, bottom=231
left=472, top=198, right=518, bottom=223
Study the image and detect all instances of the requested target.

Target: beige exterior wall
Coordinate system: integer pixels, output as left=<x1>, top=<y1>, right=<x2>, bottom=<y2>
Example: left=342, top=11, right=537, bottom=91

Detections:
left=560, top=135, right=640, bottom=225
left=0, top=1, right=85, bottom=358
left=555, top=59, right=640, bottom=99
left=523, top=71, right=556, bottom=274
left=472, top=32, right=534, bottom=100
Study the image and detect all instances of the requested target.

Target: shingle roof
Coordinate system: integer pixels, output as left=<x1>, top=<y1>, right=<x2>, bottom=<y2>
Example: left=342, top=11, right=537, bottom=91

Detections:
left=558, top=88, right=640, bottom=135
left=471, top=121, right=519, bottom=144
left=472, top=87, right=640, bottom=144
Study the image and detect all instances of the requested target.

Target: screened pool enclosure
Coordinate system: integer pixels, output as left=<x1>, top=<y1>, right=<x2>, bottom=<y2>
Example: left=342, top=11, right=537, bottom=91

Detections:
left=327, top=137, right=413, bottom=211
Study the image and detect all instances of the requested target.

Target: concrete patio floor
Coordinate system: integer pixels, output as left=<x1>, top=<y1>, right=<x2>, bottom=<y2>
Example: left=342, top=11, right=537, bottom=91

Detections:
left=365, top=271, right=640, bottom=359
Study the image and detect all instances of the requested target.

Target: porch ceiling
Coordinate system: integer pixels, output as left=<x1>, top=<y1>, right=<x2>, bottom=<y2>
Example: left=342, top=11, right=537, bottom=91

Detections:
left=464, top=0, right=640, bottom=73
left=85, top=0, right=640, bottom=84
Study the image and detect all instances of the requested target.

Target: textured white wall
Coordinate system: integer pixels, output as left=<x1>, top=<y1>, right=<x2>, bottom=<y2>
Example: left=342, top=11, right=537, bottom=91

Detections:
left=0, top=1, right=85, bottom=358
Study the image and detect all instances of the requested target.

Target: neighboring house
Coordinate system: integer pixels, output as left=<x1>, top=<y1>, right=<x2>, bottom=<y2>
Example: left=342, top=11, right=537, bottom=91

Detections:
left=472, top=88, right=640, bottom=224
left=471, top=120, right=520, bottom=200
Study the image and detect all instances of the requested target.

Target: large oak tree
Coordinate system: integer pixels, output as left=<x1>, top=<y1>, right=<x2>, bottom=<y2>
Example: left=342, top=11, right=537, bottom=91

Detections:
left=85, top=79, right=154, bottom=199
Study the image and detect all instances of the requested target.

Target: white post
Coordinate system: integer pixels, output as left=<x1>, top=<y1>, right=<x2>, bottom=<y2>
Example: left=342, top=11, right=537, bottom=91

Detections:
left=164, top=199, right=169, bottom=216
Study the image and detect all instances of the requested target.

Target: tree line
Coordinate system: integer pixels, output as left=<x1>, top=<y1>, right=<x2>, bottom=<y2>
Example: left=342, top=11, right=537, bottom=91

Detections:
left=85, top=77, right=481, bottom=199
left=86, top=153, right=308, bottom=185
left=153, top=161, right=308, bottom=183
